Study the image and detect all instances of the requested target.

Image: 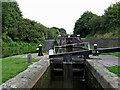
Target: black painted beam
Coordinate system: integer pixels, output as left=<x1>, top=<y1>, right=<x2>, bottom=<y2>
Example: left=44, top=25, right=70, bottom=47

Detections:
left=49, top=50, right=92, bottom=58
left=97, top=47, right=120, bottom=53
left=49, top=47, right=120, bottom=58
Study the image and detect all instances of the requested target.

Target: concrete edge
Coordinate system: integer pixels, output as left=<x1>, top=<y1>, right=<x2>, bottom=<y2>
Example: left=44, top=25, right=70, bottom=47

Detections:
left=0, top=55, right=50, bottom=89
left=86, top=57, right=120, bottom=90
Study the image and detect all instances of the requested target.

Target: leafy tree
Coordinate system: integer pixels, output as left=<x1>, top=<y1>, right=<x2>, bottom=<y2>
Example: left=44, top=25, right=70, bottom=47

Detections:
left=59, top=28, right=67, bottom=36
left=2, top=2, right=22, bottom=41
left=74, top=2, right=120, bottom=38
left=88, top=16, right=105, bottom=35
left=2, top=1, right=63, bottom=44
left=74, top=11, right=96, bottom=37
left=52, top=27, right=66, bottom=36
left=103, top=2, right=120, bottom=33
left=104, top=2, right=120, bottom=27
left=47, top=28, right=60, bottom=39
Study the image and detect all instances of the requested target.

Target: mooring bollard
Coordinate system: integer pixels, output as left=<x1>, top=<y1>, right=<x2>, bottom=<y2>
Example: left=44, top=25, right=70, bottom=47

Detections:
left=88, top=43, right=91, bottom=50
left=49, top=49, right=54, bottom=55
left=77, top=34, right=82, bottom=42
left=77, top=34, right=80, bottom=37
left=94, top=44, right=97, bottom=49
left=37, top=44, right=43, bottom=56
left=93, top=44, right=98, bottom=56
left=58, top=35, right=61, bottom=37
left=27, top=53, right=32, bottom=63
left=68, top=35, right=70, bottom=38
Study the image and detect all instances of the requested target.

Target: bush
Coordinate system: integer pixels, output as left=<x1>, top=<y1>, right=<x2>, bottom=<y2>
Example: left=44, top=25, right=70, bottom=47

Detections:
left=2, top=41, right=39, bottom=58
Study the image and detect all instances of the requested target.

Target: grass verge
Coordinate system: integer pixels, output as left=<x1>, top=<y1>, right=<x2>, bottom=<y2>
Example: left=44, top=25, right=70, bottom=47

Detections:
left=100, top=52, right=120, bottom=57
left=105, top=66, right=120, bottom=77
left=1, top=57, right=39, bottom=84
left=2, top=41, right=40, bottom=58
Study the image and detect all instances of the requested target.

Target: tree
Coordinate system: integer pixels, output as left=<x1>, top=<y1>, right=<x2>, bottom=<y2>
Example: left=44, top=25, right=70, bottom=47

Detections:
left=104, top=2, right=120, bottom=28
left=59, top=28, right=66, bottom=36
left=88, top=15, right=105, bottom=36
left=74, top=11, right=96, bottom=37
left=2, top=2, right=22, bottom=41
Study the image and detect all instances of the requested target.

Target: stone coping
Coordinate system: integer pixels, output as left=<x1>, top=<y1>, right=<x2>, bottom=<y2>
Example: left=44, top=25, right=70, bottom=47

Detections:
left=86, top=55, right=120, bottom=90
left=0, top=55, right=50, bottom=89
left=1, top=54, right=120, bottom=89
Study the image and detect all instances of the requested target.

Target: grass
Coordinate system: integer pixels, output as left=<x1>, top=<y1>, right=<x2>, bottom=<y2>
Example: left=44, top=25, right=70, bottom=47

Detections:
left=43, top=53, right=48, bottom=55
left=83, top=46, right=120, bottom=57
left=1, top=57, right=39, bottom=84
left=105, top=66, right=120, bottom=77
left=102, top=52, right=120, bottom=77
left=100, top=52, right=120, bottom=57
left=2, top=41, right=40, bottom=58
left=83, top=46, right=94, bottom=50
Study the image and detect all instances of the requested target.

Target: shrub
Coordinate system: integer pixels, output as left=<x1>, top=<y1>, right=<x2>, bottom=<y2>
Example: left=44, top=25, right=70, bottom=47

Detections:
left=2, top=41, right=39, bottom=58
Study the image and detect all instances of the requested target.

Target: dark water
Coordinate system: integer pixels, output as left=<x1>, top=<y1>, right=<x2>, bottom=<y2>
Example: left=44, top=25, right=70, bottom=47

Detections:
left=55, top=47, right=84, bottom=54
left=32, top=66, right=103, bottom=90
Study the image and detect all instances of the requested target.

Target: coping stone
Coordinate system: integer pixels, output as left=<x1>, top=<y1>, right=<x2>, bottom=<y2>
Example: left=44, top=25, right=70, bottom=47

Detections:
left=86, top=55, right=120, bottom=90
left=0, top=55, right=50, bottom=89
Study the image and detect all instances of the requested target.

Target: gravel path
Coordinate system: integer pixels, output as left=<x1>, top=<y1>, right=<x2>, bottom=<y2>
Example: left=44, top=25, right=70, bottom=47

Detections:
left=98, top=55, right=120, bottom=67
left=3, top=53, right=44, bottom=60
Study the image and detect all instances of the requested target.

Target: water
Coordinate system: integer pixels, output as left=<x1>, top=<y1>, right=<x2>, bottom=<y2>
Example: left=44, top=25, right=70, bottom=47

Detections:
left=32, top=67, right=103, bottom=89
left=32, top=44, right=103, bottom=89
left=47, top=77, right=86, bottom=89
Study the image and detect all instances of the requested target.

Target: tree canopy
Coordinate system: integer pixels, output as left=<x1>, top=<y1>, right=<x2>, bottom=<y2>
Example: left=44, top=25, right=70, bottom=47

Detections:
left=52, top=27, right=67, bottom=36
left=74, top=2, right=120, bottom=38
left=74, top=11, right=96, bottom=37
left=2, top=1, right=61, bottom=43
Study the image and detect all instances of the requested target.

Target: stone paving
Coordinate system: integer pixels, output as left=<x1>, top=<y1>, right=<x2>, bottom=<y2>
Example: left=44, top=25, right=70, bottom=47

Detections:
left=3, top=53, right=42, bottom=60
left=98, top=55, right=120, bottom=67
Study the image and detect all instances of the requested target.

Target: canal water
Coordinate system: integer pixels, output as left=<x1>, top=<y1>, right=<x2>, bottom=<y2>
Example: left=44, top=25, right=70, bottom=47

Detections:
left=32, top=43, right=103, bottom=89
left=32, top=66, right=103, bottom=89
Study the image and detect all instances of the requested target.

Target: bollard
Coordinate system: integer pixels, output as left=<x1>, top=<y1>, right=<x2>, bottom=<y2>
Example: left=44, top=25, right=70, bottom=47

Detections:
left=68, top=35, right=70, bottom=38
left=88, top=43, right=90, bottom=50
left=49, top=49, right=54, bottom=55
left=93, top=44, right=98, bottom=56
left=27, top=53, right=32, bottom=63
left=58, top=35, right=61, bottom=37
left=94, top=44, right=97, bottom=49
left=37, top=44, right=43, bottom=56
left=77, top=35, right=80, bottom=37
left=77, top=34, right=81, bottom=41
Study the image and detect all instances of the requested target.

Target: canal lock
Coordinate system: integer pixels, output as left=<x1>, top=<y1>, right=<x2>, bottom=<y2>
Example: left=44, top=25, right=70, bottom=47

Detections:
left=32, top=56, right=103, bottom=89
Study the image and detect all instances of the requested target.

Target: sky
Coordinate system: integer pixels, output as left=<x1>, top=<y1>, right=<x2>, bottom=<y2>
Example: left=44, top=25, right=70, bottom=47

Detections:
left=16, top=0, right=119, bottom=34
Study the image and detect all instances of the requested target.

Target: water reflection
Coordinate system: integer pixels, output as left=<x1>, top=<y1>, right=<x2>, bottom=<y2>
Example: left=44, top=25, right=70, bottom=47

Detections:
left=32, top=67, right=86, bottom=89
left=55, top=47, right=84, bottom=54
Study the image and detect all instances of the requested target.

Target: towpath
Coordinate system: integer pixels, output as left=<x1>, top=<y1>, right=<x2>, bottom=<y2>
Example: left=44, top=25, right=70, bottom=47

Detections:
left=3, top=53, right=42, bottom=60
left=3, top=53, right=120, bottom=67
left=96, top=55, right=119, bottom=67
